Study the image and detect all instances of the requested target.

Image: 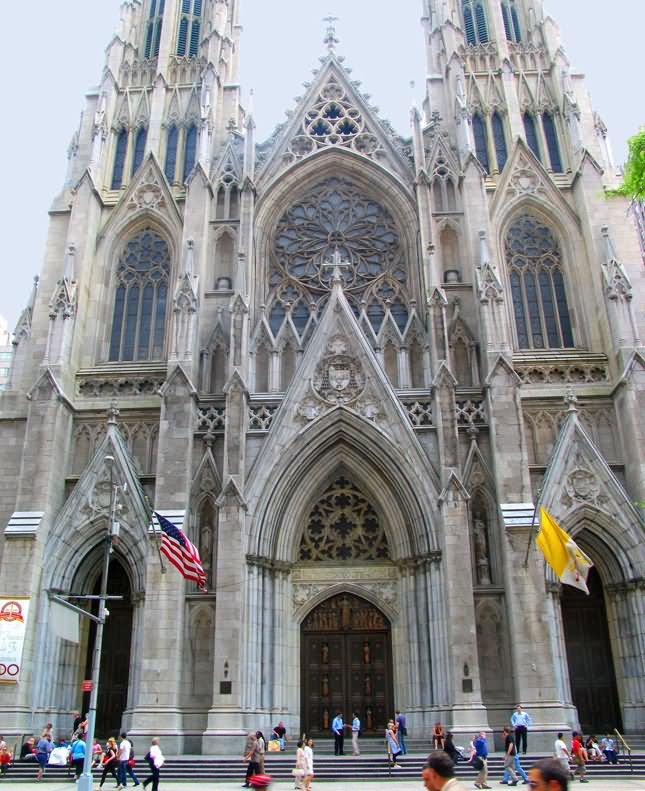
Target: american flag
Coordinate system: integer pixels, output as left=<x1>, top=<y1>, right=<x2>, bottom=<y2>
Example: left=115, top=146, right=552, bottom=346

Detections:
left=154, top=512, right=208, bottom=592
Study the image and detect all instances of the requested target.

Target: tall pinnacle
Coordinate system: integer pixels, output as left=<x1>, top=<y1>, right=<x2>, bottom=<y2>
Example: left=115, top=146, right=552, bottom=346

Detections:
left=323, top=15, right=340, bottom=51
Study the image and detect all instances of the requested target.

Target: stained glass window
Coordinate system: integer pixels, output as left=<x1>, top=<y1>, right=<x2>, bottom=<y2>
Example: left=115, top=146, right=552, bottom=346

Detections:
left=472, top=114, right=490, bottom=173
left=111, top=129, right=128, bottom=190
left=492, top=112, right=508, bottom=171
left=183, top=124, right=198, bottom=181
left=542, top=112, right=563, bottom=173
left=164, top=125, right=178, bottom=182
left=131, top=127, right=147, bottom=176
left=109, top=229, right=171, bottom=361
left=523, top=113, right=541, bottom=162
left=505, top=215, right=574, bottom=350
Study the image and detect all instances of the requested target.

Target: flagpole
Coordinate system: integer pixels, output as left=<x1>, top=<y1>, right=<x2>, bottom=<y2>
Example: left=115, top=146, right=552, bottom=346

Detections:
left=522, top=388, right=578, bottom=568
left=145, top=497, right=166, bottom=574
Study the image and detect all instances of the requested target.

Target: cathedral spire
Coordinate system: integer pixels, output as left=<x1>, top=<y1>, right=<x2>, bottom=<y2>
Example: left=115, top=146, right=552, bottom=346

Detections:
left=323, top=15, right=340, bottom=52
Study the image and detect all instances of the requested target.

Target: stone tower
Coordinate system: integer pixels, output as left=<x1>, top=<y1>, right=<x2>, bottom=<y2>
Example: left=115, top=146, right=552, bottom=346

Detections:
left=0, top=0, right=643, bottom=753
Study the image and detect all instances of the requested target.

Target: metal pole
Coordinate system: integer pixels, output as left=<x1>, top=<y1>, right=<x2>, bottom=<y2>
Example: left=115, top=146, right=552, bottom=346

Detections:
left=77, top=459, right=117, bottom=791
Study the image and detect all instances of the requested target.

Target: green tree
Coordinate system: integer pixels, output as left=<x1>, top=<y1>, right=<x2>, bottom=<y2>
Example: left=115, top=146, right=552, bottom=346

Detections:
left=609, top=129, right=645, bottom=200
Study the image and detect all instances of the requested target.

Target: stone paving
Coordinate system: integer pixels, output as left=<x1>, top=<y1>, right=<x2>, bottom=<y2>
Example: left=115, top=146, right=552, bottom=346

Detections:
left=6, top=778, right=645, bottom=790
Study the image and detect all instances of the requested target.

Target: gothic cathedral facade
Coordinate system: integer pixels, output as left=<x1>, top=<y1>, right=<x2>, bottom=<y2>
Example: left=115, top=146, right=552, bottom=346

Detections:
left=1, top=0, right=644, bottom=752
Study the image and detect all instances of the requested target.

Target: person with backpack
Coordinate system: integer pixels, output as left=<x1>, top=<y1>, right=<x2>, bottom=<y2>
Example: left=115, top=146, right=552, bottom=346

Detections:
left=142, top=737, right=164, bottom=791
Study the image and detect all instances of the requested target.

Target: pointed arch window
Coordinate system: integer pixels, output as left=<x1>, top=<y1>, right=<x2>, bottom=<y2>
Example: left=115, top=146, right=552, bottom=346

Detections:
left=522, top=113, right=541, bottom=162
left=109, top=229, right=171, bottom=361
left=501, top=0, right=521, bottom=42
left=542, top=112, right=563, bottom=173
left=177, top=0, right=202, bottom=57
left=505, top=214, right=574, bottom=350
left=131, top=127, right=148, bottom=176
left=492, top=111, right=508, bottom=171
left=111, top=128, right=129, bottom=190
left=144, top=0, right=165, bottom=59
left=472, top=114, right=490, bottom=173
left=462, top=1, right=489, bottom=44
left=164, top=125, right=178, bottom=182
left=183, top=124, right=198, bottom=181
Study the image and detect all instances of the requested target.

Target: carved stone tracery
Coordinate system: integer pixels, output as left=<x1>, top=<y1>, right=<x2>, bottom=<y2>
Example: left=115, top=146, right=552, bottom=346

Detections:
left=299, top=477, right=390, bottom=562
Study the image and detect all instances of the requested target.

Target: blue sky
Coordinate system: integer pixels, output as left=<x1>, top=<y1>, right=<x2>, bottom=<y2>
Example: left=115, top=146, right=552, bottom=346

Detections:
left=0, top=1, right=640, bottom=329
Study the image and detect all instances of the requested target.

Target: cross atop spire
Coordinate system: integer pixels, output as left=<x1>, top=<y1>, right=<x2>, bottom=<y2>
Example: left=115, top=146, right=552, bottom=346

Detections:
left=323, top=15, right=340, bottom=51
left=322, top=248, right=351, bottom=286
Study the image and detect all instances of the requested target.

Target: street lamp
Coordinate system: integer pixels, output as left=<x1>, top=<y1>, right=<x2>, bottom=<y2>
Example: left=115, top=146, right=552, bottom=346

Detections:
left=76, top=455, right=121, bottom=791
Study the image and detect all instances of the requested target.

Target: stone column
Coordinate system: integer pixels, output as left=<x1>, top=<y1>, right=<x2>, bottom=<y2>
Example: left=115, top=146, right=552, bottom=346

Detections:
left=438, top=474, right=488, bottom=732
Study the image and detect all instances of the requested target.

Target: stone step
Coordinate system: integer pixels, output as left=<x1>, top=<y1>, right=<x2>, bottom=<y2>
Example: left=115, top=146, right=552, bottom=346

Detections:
left=6, top=753, right=645, bottom=782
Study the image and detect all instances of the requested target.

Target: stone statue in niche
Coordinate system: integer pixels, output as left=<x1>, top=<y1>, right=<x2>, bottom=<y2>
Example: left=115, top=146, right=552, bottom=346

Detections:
left=473, top=516, right=492, bottom=585
left=200, top=518, right=214, bottom=586
left=322, top=708, right=330, bottom=729
left=362, top=641, right=370, bottom=665
left=321, top=674, right=329, bottom=696
left=366, top=707, right=374, bottom=729
left=364, top=674, right=372, bottom=695
left=321, top=642, right=329, bottom=664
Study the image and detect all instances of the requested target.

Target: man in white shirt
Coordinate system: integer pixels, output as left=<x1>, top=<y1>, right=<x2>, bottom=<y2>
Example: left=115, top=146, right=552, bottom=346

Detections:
left=554, top=733, right=572, bottom=777
left=422, top=750, right=467, bottom=790
left=117, top=732, right=140, bottom=789
left=510, top=705, right=532, bottom=753
left=351, top=712, right=361, bottom=756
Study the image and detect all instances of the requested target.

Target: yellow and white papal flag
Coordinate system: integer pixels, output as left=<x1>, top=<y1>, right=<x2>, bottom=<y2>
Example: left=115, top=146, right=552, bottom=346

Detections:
left=536, top=507, right=593, bottom=594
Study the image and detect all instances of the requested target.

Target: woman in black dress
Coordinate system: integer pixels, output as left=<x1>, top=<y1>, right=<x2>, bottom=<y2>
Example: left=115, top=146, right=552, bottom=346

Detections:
left=99, top=738, right=119, bottom=788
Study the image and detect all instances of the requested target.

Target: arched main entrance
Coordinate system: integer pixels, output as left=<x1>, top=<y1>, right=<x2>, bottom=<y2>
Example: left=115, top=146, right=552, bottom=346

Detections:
left=561, top=567, right=621, bottom=732
left=300, top=593, right=393, bottom=738
left=83, top=559, right=134, bottom=736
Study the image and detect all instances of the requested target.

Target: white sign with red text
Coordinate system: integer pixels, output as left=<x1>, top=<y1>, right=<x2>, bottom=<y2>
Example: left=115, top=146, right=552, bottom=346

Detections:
left=0, top=597, right=30, bottom=683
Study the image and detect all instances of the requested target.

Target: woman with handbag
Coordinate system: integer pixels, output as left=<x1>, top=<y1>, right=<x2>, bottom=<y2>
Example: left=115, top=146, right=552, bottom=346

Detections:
left=293, top=739, right=306, bottom=790
left=142, top=737, right=165, bottom=791
left=99, top=738, right=119, bottom=788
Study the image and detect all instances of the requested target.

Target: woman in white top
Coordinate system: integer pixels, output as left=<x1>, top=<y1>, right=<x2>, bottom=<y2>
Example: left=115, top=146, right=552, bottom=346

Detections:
left=294, top=739, right=307, bottom=790
left=142, top=737, right=165, bottom=791
left=303, top=737, right=314, bottom=791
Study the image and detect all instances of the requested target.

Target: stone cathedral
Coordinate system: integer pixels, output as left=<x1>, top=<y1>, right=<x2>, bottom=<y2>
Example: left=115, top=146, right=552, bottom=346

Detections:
left=0, top=0, right=644, bottom=754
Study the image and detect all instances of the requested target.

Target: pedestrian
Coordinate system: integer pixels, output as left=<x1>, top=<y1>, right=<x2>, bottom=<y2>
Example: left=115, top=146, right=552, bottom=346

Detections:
left=528, top=757, right=570, bottom=791
left=443, top=732, right=460, bottom=765
left=554, top=733, right=572, bottom=778
left=571, top=732, right=588, bottom=783
left=501, top=750, right=529, bottom=785
left=35, top=731, right=53, bottom=781
left=351, top=712, right=361, bottom=756
left=472, top=731, right=490, bottom=789
left=256, top=731, right=266, bottom=773
left=501, top=727, right=519, bottom=786
left=303, top=737, right=314, bottom=791
left=71, top=711, right=83, bottom=737
left=294, top=739, right=306, bottom=790
left=0, top=740, right=11, bottom=776
left=70, top=733, right=86, bottom=780
left=117, top=731, right=140, bottom=788
left=385, top=719, right=402, bottom=768
left=331, top=711, right=344, bottom=756
left=395, top=710, right=408, bottom=755
left=242, top=731, right=262, bottom=788
left=600, top=734, right=617, bottom=764
left=511, top=705, right=532, bottom=754
left=433, top=722, right=446, bottom=750
left=142, top=737, right=164, bottom=791
left=99, top=738, right=119, bottom=788
left=91, top=738, right=104, bottom=768
left=422, top=749, right=468, bottom=790
left=20, top=736, right=37, bottom=761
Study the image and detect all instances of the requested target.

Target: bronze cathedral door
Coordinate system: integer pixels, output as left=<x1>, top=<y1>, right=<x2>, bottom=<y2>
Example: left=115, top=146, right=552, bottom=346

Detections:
left=301, top=593, right=393, bottom=738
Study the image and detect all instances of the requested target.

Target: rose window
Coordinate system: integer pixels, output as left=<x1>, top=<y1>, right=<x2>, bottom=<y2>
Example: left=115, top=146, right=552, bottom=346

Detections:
left=271, top=177, right=406, bottom=313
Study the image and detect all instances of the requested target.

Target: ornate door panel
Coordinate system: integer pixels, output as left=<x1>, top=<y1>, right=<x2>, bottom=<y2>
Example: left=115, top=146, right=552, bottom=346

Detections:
left=562, top=567, right=621, bottom=733
left=301, top=593, right=393, bottom=738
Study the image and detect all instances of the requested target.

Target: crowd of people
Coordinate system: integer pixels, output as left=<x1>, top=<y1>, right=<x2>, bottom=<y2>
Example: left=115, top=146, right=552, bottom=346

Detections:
left=7, top=714, right=165, bottom=788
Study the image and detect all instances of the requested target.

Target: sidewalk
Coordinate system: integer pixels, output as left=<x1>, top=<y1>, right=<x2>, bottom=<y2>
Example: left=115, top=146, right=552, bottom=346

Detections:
left=5, top=779, right=645, bottom=790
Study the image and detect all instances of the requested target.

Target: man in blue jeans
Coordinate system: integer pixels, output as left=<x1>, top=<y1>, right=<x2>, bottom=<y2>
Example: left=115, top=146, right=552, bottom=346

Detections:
left=117, top=732, right=140, bottom=789
left=395, top=710, right=408, bottom=756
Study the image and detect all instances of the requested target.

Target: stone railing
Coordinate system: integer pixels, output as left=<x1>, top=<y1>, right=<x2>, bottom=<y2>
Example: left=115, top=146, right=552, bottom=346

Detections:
left=464, top=42, right=499, bottom=74
left=508, top=42, right=548, bottom=73
left=196, top=404, right=226, bottom=433
left=76, top=364, right=167, bottom=398
left=513, top=354, right=610, bottom=385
